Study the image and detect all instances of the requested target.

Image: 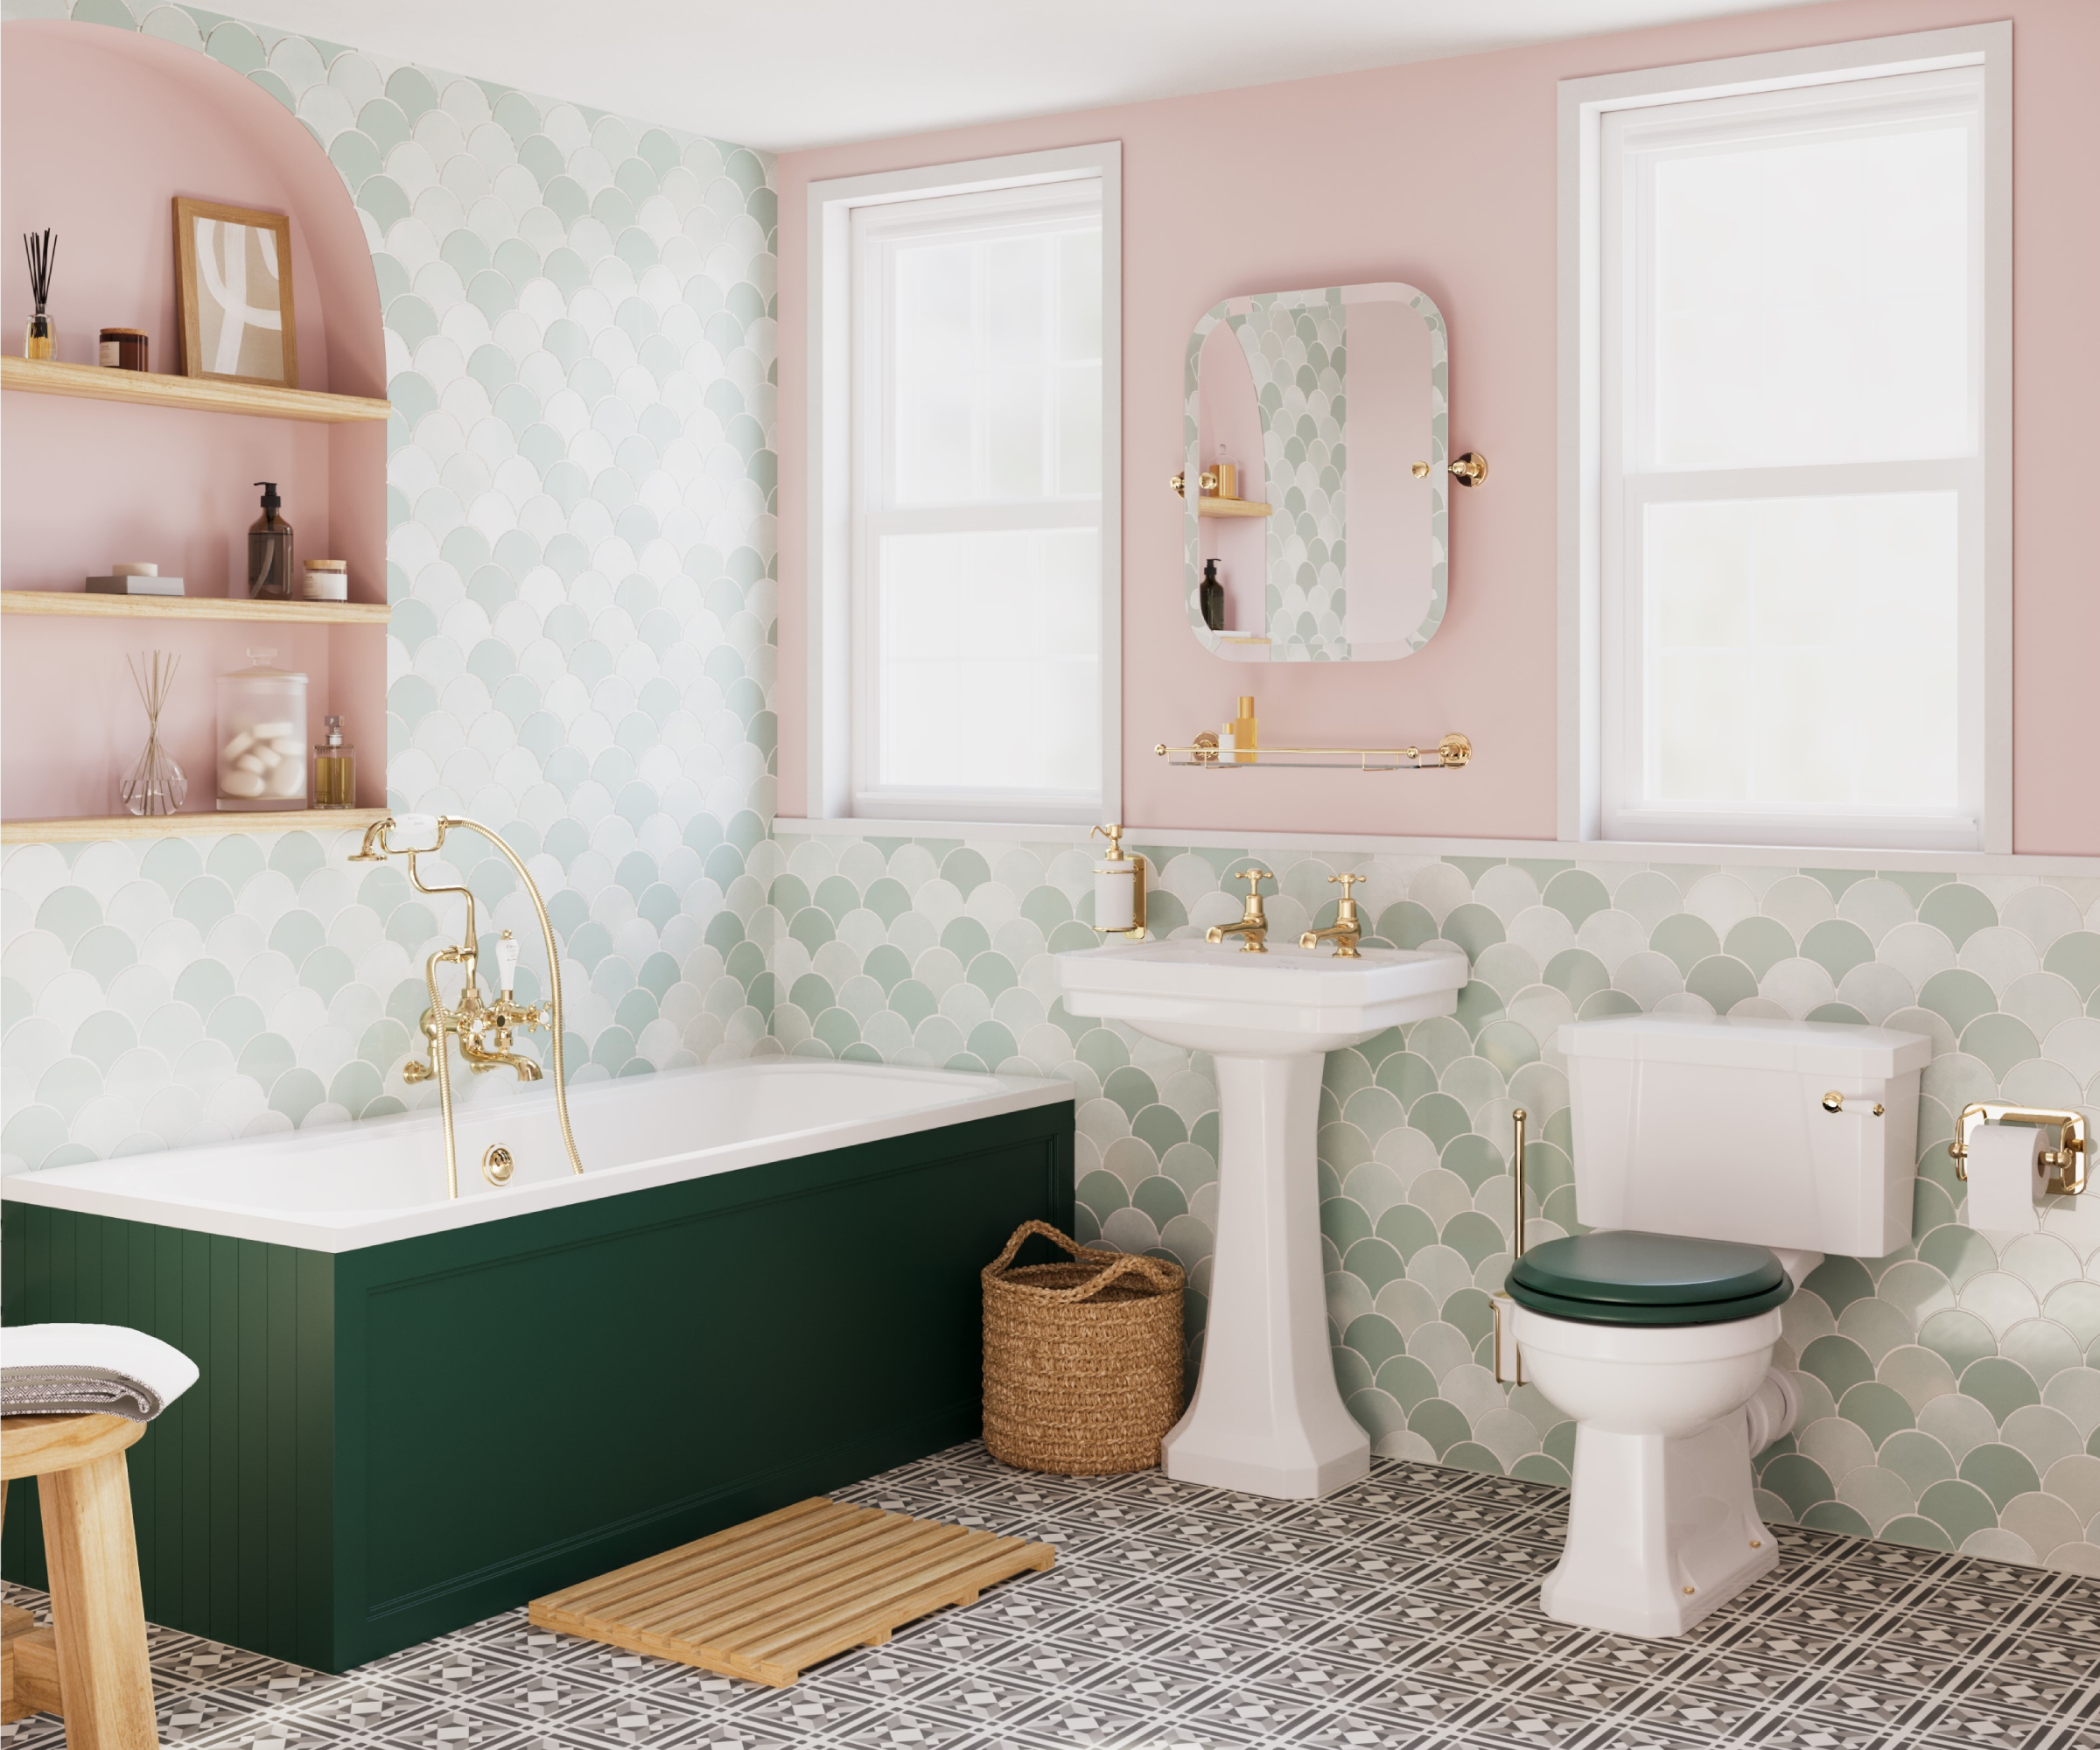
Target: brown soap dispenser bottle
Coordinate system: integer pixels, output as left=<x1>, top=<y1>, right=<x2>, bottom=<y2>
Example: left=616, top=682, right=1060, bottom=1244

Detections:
left=248, top=481, right=293, bottom=599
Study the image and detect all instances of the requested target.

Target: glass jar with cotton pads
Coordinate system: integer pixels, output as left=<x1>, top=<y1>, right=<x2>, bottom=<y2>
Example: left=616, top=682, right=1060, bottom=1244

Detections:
left=216, top=647, right=308, bottom=810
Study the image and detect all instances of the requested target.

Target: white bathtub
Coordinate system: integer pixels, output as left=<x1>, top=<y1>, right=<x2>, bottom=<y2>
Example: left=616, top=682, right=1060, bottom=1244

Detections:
left=0, top=1061, right=1073, bottom=1253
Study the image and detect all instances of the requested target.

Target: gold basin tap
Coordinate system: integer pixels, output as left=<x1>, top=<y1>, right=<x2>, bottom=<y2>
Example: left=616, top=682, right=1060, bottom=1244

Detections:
left=1207, top=868, right=1274, bottom=953
left=1301, top=873, right=1366, bottom=958
left=350, top=814, right=583, bottom=1199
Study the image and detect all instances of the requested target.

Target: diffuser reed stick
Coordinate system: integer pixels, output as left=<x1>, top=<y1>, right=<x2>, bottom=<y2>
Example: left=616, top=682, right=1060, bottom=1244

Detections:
left=120, top=650, right=187, bottom=817
left=22, top=228, right=56, bottom=360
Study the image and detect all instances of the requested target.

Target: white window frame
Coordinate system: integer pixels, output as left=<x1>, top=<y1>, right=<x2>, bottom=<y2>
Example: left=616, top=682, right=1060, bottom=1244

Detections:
left=806, top=144, right=1122, bottom=826
left=1558, top=26, right=2011, bottom=853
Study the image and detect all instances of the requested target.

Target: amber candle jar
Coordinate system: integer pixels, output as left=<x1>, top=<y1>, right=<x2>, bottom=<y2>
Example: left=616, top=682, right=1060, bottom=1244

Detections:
left=99, top=327, right=148, bottom=371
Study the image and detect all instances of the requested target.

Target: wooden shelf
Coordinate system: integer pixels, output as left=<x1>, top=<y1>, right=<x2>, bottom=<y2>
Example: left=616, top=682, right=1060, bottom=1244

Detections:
left=1197, top=498, right=1273, bottom=518
left=2, top=591, right=388, bottom=626
left=2, top=357, right=390, bottom=424
left=2, top=808, right=387, bottom=844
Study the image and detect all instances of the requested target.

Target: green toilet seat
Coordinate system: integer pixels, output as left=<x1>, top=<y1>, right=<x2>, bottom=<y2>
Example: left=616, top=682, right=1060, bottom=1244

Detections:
left=1507, top=1231, right=1791, bottom=1326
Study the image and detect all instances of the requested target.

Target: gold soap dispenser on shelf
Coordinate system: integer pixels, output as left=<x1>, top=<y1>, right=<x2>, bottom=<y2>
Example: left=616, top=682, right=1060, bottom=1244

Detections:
left=1090, top=824, right=1149, bottom=940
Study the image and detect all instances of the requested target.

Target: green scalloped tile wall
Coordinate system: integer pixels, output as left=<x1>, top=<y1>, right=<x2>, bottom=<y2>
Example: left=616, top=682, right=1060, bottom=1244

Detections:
left=770, top=830, right=2100, bottom=1574
left=1, top=0, right=780, bottom=1167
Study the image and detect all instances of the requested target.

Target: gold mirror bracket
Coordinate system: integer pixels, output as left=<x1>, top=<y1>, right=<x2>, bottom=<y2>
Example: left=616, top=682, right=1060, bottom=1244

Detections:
left=1411, top=452, right=1488, bottom=486
left=1949, top=1102, right=2088, bottom=1195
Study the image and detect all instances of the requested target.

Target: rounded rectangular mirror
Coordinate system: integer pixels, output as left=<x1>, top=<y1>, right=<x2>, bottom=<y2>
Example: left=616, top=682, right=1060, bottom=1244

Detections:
left=1183, top=284, right=1448, bottom=662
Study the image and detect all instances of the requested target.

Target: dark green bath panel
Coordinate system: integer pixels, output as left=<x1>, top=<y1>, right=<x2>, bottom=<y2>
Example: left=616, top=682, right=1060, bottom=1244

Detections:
left=3, top=1102, right=1074, bottom=1671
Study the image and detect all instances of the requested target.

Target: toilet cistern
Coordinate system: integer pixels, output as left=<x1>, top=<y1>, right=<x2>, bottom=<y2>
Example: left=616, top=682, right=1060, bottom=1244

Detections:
left=1058, top=934, right=1466, bottom=1498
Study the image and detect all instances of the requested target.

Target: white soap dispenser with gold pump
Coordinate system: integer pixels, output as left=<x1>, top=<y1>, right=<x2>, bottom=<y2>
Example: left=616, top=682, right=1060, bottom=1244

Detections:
left=1090, top=823, right=1149, bottom=940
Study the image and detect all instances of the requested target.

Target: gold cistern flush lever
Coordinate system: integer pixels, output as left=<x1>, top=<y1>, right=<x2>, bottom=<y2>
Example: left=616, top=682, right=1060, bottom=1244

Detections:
left=1948, top=1102, right=2089, bottom=1195
left=1412, top=452, right=1488, bottom=486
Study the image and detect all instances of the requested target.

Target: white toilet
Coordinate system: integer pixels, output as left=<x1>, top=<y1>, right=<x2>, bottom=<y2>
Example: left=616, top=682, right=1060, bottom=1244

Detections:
left=1510, top=1014, right=1931, bottom=1637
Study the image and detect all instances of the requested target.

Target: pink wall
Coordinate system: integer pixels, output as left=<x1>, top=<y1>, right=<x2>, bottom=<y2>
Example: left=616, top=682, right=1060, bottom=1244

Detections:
left=774, top=0, right=2100, bottom=855
left=2, top=21, right=388, bottom=815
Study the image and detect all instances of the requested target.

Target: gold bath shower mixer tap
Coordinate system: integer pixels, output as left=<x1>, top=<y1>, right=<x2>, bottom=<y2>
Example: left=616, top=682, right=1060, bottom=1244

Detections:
left=349, top=813, right=585, bottom=1199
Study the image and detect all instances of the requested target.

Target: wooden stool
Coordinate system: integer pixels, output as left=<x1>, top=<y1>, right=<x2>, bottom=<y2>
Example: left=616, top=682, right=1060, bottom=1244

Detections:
left=1, top=1413, right=158, bottom=1748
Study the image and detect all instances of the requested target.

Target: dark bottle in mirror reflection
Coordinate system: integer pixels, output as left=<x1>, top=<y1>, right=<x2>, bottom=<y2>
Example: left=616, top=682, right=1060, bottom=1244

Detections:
left=1200, top=558, right=1225, bottom=632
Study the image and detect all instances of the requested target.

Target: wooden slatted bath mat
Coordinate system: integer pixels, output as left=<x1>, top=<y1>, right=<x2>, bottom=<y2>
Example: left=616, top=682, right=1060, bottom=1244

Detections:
left=528, top=1496, right=1055, bottom=1687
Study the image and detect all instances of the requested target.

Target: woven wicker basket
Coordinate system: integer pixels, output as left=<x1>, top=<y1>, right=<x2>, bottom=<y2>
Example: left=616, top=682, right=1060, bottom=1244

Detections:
left=981, top=1220, right=1185, bottom=1476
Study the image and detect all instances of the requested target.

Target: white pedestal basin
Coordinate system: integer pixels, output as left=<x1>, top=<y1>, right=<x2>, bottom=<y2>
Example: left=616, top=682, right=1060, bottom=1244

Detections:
left=1058, top=940, right=1467, bottom=1497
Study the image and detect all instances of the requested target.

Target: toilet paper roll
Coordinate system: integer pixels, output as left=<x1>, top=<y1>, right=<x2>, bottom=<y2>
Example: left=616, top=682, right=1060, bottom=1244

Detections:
left=1964, top=1121, right=2048, bottom=1233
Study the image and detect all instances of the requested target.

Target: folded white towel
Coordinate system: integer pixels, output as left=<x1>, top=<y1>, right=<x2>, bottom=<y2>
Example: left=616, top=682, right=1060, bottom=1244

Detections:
left=1, top=1323, right=200, bottom=1422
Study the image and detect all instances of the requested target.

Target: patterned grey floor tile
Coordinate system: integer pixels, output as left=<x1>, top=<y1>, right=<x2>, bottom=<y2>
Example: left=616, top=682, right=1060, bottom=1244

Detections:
left=4, top=1442, right=2087, bottom=1749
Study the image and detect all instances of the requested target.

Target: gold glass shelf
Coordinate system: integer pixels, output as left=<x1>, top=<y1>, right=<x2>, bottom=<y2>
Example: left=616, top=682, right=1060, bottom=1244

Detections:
left=1154, top=733, right=1471, bottom=773
left=1, top=808, right=388, bottom=844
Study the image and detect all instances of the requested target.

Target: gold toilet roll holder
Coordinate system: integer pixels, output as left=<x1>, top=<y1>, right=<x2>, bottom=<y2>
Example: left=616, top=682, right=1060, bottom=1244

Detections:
left=1949, top=1103, right=2088, bottom=1196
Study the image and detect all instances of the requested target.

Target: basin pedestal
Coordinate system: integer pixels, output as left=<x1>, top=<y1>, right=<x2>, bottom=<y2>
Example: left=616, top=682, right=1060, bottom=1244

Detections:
left=1055, top=939, right=1467, bottom=1502
left=1163, top=1051, right=1369, bottom=1497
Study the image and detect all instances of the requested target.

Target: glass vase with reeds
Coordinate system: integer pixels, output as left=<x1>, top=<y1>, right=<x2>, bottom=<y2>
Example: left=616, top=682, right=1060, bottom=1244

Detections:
left=22, top=228, right=55, bottom=360
left=119, top=651, right=187, bottom=817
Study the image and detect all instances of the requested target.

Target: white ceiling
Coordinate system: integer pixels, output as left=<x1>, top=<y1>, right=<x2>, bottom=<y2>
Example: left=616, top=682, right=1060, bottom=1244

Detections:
left=238, top=0, right=1824, bottom=152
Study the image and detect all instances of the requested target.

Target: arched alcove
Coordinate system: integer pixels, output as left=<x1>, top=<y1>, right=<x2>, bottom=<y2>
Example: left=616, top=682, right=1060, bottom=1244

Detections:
left=2, top=18, right=388, bottom=821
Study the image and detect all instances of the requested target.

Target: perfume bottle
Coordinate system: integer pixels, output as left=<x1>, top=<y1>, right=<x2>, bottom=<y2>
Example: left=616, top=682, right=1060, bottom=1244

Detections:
left=1200, top=558, right=1225, bottom=632
left=1228, top=694, right=1258, bottom=765
left=313, top=715, right=355, bottom=808
left=248, top=481, right=294, bottom=599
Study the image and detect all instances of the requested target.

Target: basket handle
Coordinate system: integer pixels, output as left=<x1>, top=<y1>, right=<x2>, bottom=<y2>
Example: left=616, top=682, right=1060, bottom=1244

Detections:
left=985, top=1219, right=1182, bottom=1302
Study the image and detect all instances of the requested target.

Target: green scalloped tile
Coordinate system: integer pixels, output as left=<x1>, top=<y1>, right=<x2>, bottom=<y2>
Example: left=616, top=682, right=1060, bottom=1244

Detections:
left=1959, top=1355, right=2041, bottom=1422
left=1542, top=948, right=1610, bottom=1007
left=1800, top=1501, right=1873, bottom=1536
left=1803, top=1255, right=1876, bottom=1315
left=1918, top=1308, right=1999, bottom=1377
left=1407, top=1397, right=1471, bottom=1457
left=2041, top=931, right=2100, bottom=1000
left=1958, top=1012, right=2040, bottom=1079
left=1838, top=1382, right=1916, bottom=1446
left=1801, top=1334, right=1876, bottom=1400
left=1542, top=869, right=1611, bottom=931
left=1511, top=1453, right=1571, bottom=1487
left=1723, top=915, right=1796, bottom=979
left=1878, top=1343, right=1959, bottom=1414
left=1878, top=1428, right=1957, bottom=1492
left=1650, top=913, right=1723, bottom=976
left=1876, top=1514, right=1956, bottom=1552
left=1440, top=1441, right=1504, bottom=1476
left=1918, top=968, right=1998, bottom=1035
left=1958, top=1442, right=2042, bottom=1511
left=1758, top=1452, right=1837, bottom=1519
left=1918, top=884, right=1998, bottom=949
left=1917, top=1476, right=1999, bottom=1545
left=1684, top=953, right=1758, bottom=1013
left=1374, top=1203, right=1438, bottom=1261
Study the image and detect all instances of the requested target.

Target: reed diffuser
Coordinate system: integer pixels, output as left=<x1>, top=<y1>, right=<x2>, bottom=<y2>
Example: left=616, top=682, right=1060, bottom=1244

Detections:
left=22, top=228, right=56, bottom=360
left=119, top=651, right=187, bottom=817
